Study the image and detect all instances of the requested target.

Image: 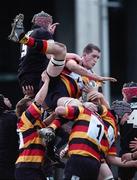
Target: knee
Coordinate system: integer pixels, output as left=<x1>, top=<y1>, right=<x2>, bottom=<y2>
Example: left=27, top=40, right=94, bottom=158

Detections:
left=54, top=42, right=67, bottom=60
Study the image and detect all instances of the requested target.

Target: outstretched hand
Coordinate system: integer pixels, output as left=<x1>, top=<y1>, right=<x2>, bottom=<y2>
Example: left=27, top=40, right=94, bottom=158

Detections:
left=22, top=85, right=35, bottom=98
left=48, top=22, right=60, bottom=35
left=102, top=77, right=117, bottom=82
left=87, top=90, right=104, bottom=100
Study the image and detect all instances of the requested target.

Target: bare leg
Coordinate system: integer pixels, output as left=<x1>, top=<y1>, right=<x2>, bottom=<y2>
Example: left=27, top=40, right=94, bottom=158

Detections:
left=98, top=163, right=114, bottom=180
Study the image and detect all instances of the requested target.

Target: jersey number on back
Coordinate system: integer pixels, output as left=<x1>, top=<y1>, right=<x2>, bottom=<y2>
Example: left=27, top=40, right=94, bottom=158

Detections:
left=87, top=115, right=104, bottom=144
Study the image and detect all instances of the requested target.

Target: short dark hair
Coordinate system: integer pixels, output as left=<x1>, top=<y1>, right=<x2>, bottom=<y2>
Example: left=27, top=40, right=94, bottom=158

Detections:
left=15, top=97, right=32, bottom=117
left=83, top=43, right=101, bottom=54
left=123, top=81, right=137, bottom=88
left=111, top=100, right=131, bottom=118
left=31, top=11, right=53, bottom=29
left=0, top=94, right=9, bottom=114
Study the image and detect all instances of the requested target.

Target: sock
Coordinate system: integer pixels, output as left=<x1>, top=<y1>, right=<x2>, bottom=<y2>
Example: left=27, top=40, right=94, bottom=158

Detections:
left=46, top=57, right=65, bottom=77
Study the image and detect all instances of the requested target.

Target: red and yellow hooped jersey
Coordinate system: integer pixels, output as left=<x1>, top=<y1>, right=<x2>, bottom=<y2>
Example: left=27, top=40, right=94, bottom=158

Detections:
left=16, top=102, right=46, bottom=168
left=50, top=105, right=106, bottom=161
left=100, top=105, right=118, bottom=157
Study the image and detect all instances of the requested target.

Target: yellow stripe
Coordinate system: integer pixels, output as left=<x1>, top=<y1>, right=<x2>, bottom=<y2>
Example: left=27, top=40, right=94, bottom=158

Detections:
left=101, top=105, right=118, bottom=138
left=107, top=152, right=117, bottom=156
left=19, top=35, right=29, bottom=44
left=36, top=120, right=45, bottom=128
left=20, top=113, right=34, bottom=131
left=20, top=105, right=43, bottom=132
left=76, top=114, right=91, bottom=122
left=100, top=105, right=108, bottom=117
left=69, top=132, right=100, bottom=147
left=104, top=116, right=117, bottom=138
left=61, top=75, right=72, bottom=96
left=68, top=150, right=100, bottom=161
left=23, top=137, right=42, bottom=148
left=60, top=74, right=80, bottom=98
left=32, top=103, right=42, bottom=114
left=82, top=76, right=90, bottom=84
left=101, top=145, right=109, bottom=153
left=50, top=124, right=58, bottom=130
left=16, top=155, right=44, bottom=163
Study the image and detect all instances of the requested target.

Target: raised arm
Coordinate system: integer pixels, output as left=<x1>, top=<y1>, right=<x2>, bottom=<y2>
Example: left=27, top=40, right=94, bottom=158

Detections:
left=34, top=71, right=50, bottom=105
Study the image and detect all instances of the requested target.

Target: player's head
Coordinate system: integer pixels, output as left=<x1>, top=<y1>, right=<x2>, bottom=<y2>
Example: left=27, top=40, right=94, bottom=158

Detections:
left=111, top=100, right=131, bottom=120
left=32, top=11, right=53, bottom=29
left=15, top=97, right=32, bottom=117
left=122, top=81, right=137, bottom=103
left=0, top=94, right=12, bottom=114
left=82, top=43, right=101, bottom=69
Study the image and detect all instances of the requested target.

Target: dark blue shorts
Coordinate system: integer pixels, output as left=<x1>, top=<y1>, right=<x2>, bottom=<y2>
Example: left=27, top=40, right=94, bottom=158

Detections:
left=15, top=167, right=45, bottom=180
left=63, top=154, right=101, bottom=180
left=44, top=75, right=80, bottom=112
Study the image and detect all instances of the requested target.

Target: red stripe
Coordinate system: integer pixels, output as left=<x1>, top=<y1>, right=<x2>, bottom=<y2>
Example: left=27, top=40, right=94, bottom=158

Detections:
left=24, top=132, right=38, bottom=143
left=69, top=143, right=100, bottom=159
left=65, top=75, right=77, bottom=97
left=108, top=146, right=117, bottom=154
left=52, top=119, right=62, bottom=128
left=83, top=108, right=91, bottom=115
left=69, top=81, right=76, bottom=97
left=104, top=126, right=108, bottom=131
left=17, top=118, right=24, bottom=129
left=101, top=139, right=109, bottom=147
left=20, top=149, right=45, bottom=156
left=28, top=104, right=40, bottom=119
left=67, top=106, right=76, bottom=119
left=26, top=37, right=35, bottom=47
left=71, top=125, right=88, bottom=133
left=42, top=40, right=48, bottom=53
